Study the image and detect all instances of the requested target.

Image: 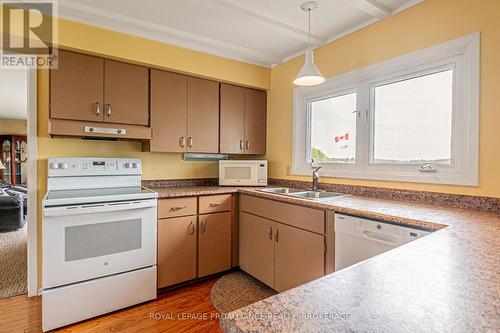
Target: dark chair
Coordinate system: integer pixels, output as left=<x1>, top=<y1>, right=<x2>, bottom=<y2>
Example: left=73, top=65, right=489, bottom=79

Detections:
left=6, top=187, right=27, bottom=216
left=0, top=195, right=25, bottom=231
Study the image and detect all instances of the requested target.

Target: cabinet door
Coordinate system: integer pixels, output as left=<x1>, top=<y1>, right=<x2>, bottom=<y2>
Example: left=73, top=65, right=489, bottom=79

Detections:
left=150, top=70, right=187, bottom=152
left=274, top=223, right=325, bottom=292
left=198, top=212, right=231, bottom=277
left=239, top=212, right=275, bottom=288
left=104, top=60, right=149, bottom=126
left=220, top=84, right=245, bottom=154
left=244, top=88, right=266, bottom=155
left=187, top=77, right=220, bottom=153
left=157, top=216, right=197, bottom=288
left=50, top=50, right=104, bottom=122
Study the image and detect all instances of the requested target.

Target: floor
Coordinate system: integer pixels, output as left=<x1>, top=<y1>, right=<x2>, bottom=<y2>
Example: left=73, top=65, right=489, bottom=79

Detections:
left=0, top=224, right=27, bottom=299
left=0, top=278, right=223, bottom=333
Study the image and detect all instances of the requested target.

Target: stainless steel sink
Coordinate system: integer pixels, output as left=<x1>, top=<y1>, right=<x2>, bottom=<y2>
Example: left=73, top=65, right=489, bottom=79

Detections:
left=258, top=187, right=304, bottom=194
left=258, top=188, right=349, bottom=200
left=288, top=191, right=348, bottom=200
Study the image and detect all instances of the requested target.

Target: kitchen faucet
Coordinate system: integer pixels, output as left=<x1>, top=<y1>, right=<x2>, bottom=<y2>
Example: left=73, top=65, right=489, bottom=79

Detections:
left=311, top=159, right=321, bottom=191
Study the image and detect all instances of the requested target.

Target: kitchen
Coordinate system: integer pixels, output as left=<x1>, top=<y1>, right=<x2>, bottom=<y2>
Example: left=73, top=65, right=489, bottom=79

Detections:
left=0, top=0, right=499, bottom=332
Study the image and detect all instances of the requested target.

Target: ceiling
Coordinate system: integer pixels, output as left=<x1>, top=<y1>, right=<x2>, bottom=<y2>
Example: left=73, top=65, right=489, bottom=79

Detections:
left=0, top=69, right=28, bottom=120
left=56, top=0, right=423, bottom=67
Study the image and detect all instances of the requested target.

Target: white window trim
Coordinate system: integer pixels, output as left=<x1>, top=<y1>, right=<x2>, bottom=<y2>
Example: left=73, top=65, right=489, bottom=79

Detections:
left=293, top=33, right=479, bottom=186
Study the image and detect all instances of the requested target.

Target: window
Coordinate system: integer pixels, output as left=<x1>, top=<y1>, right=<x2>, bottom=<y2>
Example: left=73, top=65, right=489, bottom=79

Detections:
left=372, top=69, right=453, bottom=165
left=293, top=33, right=479, bottom=186
left=310, top=92, right=357, bottom=164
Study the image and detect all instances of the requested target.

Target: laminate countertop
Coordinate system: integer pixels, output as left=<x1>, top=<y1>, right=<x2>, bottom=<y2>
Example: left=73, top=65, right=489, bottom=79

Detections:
left=148, top=185, right=499, bottom=332
left=228, top=189, right=499, bottom=333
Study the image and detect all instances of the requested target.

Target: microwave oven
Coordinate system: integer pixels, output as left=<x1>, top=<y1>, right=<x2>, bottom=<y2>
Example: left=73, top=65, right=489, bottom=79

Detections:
left=219, top=160, right=267, bottom=186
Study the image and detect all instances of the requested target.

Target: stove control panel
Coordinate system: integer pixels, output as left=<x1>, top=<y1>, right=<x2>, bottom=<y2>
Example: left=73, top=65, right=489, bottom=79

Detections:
left=48, top=158, right=142, bottom=177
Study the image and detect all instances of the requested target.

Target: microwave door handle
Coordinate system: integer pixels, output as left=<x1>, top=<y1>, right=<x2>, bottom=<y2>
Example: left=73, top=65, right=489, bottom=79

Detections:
left=43, top=200, right=156, bottom=217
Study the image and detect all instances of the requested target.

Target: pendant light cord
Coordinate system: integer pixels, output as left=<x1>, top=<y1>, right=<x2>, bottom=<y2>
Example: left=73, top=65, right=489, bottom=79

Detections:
left=308, top=9, right=311, bottom=47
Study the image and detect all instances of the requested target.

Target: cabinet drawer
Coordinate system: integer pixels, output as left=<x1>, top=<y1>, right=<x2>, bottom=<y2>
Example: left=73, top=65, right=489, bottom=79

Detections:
left=199, top=194, right=231, bottom=214
left=158, top=197, right=197, bottom=218
left=240, top=195, right=324, bottom=234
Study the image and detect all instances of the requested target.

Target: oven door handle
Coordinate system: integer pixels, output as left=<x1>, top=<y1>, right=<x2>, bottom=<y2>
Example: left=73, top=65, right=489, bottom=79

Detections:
left=43, top=199, right=157, bottom=217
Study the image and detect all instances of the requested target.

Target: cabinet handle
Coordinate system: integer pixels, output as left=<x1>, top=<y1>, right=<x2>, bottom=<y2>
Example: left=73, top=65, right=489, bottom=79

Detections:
left=268, top=227, right=273, bottom=240
left=188, top=221, right=195, bottom=235
left=201, top=219, right=206, bottom=233
left=187, top=136, right=193, bottom=148
left=179, top=136, right=186, bottom=148
left=209, top=202, right=221, bottom=207
left=95, top=102, right=100, bottom=117
left=239, top=140, right=244, bottom=150
left=106, top=103, right=112, bottom=117
left=274, top=229, right=279, bottom=242
left=169, top=206, right=186, bottom=211
left=246, top=140, right=250, bottom=150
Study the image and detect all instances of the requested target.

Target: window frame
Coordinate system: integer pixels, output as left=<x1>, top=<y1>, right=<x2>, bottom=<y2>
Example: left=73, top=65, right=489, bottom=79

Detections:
left=292, top=33, right=479, bottom=186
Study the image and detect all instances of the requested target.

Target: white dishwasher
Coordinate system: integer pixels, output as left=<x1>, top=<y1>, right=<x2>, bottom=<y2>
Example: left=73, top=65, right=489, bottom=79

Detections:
left=334, top=214, right=430, bottom=271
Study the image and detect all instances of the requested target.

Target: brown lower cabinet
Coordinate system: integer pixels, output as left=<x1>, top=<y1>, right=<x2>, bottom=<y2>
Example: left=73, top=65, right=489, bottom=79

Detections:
left=274, top=222, right=325, bottom=292
left=157, top=216, right=197, bottom=288
left=239, top=212, right=275, bottom=287
left=198, top=212, right=231, bottom=277
left=157, top=195, right=232, bottom=289
left=239, top=195, right=326, bottom=292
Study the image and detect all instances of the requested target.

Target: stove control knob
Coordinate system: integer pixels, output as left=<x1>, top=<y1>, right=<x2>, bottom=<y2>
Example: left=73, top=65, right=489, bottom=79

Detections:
left=125, top=163, right=132, bottom=169
left=59, top=162, right=69, bottom=169
left=49, top=162, right=59, bottom=169
left=132, top=163, right=138, bottom=168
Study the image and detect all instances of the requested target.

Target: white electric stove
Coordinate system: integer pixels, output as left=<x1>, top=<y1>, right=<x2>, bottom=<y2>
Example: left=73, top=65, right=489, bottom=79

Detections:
left=42, top=157, right=157, bottom=332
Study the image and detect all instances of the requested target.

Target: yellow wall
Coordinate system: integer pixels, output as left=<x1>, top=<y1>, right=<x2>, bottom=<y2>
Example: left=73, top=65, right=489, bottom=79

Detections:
left=0, top=119, right=27, bottom=135
left=268, top=0, right=500, bottom=198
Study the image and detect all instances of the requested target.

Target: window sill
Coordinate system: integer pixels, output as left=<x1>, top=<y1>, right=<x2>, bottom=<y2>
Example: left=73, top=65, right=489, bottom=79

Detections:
left=292, top=166, right=478, bottom=186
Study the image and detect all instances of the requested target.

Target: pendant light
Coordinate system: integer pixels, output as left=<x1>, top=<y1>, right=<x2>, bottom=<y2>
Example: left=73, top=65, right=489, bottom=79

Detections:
left=293, top=1, right=325, bottom=86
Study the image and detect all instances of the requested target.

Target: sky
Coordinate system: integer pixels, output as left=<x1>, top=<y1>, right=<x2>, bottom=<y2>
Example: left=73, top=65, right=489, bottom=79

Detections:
left=310, top=69, right=453, bottom=164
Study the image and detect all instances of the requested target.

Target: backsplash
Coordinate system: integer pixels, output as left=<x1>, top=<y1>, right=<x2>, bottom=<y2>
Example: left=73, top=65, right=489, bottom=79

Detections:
left=268, top=179, right=500, bottom=213
left=142, top=178, right=218, bottom=188
left=142, top=177, right=499, bottom=212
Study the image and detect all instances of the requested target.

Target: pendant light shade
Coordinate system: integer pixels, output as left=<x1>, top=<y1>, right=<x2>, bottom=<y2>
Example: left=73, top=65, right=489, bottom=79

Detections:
left=293, top=48, right=325, bottom=86
left=293, top=1, right=324, bottom=87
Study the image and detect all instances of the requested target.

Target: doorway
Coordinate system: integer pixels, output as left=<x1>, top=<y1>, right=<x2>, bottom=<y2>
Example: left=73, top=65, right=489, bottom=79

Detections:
left=0, top=67, right=37, bottom=299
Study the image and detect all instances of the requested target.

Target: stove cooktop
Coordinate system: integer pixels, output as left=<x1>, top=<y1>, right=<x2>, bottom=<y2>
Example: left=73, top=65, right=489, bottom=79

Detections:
left=43, top=186, right=157, bottom=207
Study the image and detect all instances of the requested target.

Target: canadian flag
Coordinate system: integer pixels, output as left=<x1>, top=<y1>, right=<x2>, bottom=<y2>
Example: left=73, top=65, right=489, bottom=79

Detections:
left=335, top=133, right=349, bottom=143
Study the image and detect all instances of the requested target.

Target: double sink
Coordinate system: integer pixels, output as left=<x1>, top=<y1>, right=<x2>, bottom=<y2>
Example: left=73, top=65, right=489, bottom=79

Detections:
left=258, top=187, right=349, bottom=201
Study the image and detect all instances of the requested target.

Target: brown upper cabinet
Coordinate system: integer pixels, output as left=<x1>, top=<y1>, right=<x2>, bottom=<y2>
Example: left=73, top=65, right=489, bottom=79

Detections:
left=220, top=84, right=267, bottom=155
left=50, top=50, right=149, bottom=126
left=148, top=72, right=220, bottom=153
left=149, top=70, right=188, bottom=152
left=220, top=84, right=245, bottom=153
left=187, top=77, right=220, bottom=153
left=104, top=60, right=149, bottom=126
left=50, top=50, right=104, bottom=122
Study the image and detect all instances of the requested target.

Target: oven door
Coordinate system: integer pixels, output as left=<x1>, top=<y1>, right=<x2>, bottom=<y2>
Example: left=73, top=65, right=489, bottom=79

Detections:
left=219, top=162, right=259, bottom=186
left=42, top=199, right=157, bottom=289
